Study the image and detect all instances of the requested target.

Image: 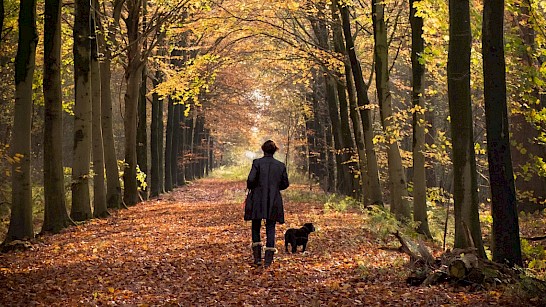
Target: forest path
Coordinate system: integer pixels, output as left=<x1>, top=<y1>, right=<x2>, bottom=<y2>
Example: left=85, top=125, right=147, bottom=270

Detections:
left=1, top=178, right=515, bottom=306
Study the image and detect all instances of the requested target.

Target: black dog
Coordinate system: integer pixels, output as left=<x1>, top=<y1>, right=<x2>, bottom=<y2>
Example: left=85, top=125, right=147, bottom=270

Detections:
left=284, top=223, right=315, bottom=253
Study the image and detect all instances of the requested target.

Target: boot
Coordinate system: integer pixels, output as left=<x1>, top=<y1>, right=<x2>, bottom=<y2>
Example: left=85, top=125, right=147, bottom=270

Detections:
left=252, top=242, right=262, bottom=265
left=264, top=247, right=276, bottom=267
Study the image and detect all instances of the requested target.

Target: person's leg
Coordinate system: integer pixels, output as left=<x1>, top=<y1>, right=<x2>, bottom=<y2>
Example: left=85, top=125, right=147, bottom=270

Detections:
left=251, top=219, right=262, bottom=265
left=264, top=219, right=276, bottom=267
left=252, top=219, right=262, bottom=243
left=265, top=219, right=276, bottom=247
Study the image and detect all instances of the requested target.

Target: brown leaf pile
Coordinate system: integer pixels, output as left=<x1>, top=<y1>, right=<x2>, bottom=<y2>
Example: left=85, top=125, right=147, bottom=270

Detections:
left=0, top=179, right=531, bottom=306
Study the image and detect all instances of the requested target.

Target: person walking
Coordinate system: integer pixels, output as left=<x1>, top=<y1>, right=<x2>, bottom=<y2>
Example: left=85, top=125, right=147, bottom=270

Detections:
left=245, top=140, right=289, bottom=267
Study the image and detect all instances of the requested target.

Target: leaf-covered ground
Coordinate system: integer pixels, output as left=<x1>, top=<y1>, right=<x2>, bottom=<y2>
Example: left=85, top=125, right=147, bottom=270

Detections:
left=0, top=179, right=534, bottom=306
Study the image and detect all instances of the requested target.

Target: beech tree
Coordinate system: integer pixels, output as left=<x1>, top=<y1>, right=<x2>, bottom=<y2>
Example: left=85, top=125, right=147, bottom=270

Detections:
left=337, top=2, right=383, bottom=205
left=96, top=0, right=123, bottom=209
left=410, top=0, right=432, bottom=237
left=5, top=0, right=38, bottom=242
left=448, top=0, right=485, bottom=257
left=71, top=0, right=93, bottom=221
left=150, top=69, right=163, bottom=197
left=42, top=0, right=73, bottom=233
left=372, top=0, right=410, bottom=219
left=90, top=2, right=109, bottom=218
left=482, top=0, right=522, bottom=266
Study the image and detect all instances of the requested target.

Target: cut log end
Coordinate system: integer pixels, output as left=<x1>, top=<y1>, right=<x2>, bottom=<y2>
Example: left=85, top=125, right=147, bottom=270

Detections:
left=449, top=259, right=467, bottom=279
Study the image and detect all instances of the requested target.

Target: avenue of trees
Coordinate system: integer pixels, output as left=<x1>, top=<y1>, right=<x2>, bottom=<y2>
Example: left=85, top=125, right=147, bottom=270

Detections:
left=1, top=0, right=545, bottom=269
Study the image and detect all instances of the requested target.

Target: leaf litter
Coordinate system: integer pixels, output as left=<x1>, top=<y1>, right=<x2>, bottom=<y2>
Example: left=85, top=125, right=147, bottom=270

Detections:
left=0, top=178, right=533, bottom=306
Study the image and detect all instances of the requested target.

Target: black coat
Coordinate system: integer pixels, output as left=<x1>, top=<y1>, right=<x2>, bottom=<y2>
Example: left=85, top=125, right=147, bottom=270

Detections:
left=246, top=154, right=289, bottom=223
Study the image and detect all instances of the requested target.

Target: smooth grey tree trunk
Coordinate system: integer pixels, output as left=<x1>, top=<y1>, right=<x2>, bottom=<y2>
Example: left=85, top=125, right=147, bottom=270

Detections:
left=42, top=0, right=73, bottom=233
left=96, top=0, right=122, bottom=209
left=338, top=2, right=383, bottom=205
left=448, top=0, right=486, bottom=258
left=5, top=0, right=38, bottom=242
left=71, top=0, right=93, bottom=221
left=410, top=0, right=432, bottom=238
left=90, top=5, right=108, bottom=218
left=372, top=0, right=410, bottom=220
left=331, top=3, right=359, bottom=197
left=122, top=0, right=143, bottom=206
left=483, top=0, right=522, bottom=266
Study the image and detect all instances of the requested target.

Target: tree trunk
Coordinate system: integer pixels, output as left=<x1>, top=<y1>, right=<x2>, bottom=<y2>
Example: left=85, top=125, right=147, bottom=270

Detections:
left=137, top=65, right=148, bottom=200
left=71, top=0, right=93, bottom=221
left=150, top=70, right=161, bottom=197
left=324, top=75, right=346, bottom=193
left=90, top=5, right=108, bottom=218
left=338, top=3, right=383, bottom=205
left=483, top=0, right=522, bottom=266
left=0, top=0, right=4, bottom=46
left=96, top=0, right=122, bottom=209
left=410, top=0, right=432, bottom=238
left=158, top=93, right=165, bottom=193
left=5, top=0, right=38, bottom=242
left=123, top=64, right=143, bottom=206
left=448, top=0, right=486, bottom=258
left=42, top=0, right=73, bottom=233
left=171, top=101, right=181, bottom=185
left=183, top=109, right=194, bottom=181
left=196, top=112, right=206, bottom=179
left=372, top=0, right=410, bottom=220
left=332, top=7, right=370, bottom=202
left=123, top=0, right=143, bottom=206
left=164, top=97, right=173, bottom=191
left=331, top=3, right=359, bottom=197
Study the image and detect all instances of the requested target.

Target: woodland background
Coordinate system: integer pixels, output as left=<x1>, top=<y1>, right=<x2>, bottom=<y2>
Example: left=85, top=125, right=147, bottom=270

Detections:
left=0, top=0, right=545, bottom=298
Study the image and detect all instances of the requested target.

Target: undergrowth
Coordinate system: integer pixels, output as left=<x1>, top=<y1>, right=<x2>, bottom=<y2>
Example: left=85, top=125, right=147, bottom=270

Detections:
left=322, top=192, right=546, bottom=282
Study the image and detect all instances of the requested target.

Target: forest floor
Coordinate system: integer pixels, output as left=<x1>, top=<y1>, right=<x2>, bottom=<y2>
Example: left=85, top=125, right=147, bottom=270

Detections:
left=0, top=178, right=539, bottom=306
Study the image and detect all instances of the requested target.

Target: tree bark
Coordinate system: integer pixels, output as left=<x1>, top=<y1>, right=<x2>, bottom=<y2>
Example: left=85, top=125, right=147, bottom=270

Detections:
left=0, top=0, right=4, bottom=46
left=71, top=0, right=93, bottom=221
left=5, top=0, right=38, bottom=242
left=448, top=0, right=486, bottom=258
left=137, top=65, right=148, bottom=200
left=164, top=97, right=174, bottom=191
left=150, top=70, right=161, bottom=197
left=158, top=92, right=165, bottom=193
left=331, top=3, right=359, bottom=197
left=183, top=109, right=193, bottom=181
left=90, top=4, right=108, bottom=218
left=338, top=3, right=383, bottom=205
left=410, top=0, right=432, bottom=238
left=372, top=0, right=410, bottom=220
left=96, top=0, right=122, bottom=209
left=123, top=0, right=143, bottom=206
left=483, top=0, right=522, bottom=266
left=332, top=8, right=370, bottom=202
left=171, top=101, right=181, bottom=185
left=42, top=0, right=73, bottom=233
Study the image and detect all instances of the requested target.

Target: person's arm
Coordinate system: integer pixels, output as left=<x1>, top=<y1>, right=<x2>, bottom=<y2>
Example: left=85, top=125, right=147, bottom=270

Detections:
left=279, top=165, right=289, bottom=190
left=247, top=160, right=259, bottom=189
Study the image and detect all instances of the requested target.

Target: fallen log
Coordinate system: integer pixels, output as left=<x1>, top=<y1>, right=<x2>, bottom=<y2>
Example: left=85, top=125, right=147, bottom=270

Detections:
left=523, top=235, right=546, bottom=241
left=395, top=234, right=495, bottom=287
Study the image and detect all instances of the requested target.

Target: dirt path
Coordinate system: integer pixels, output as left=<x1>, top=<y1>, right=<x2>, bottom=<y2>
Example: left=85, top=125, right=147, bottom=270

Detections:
left=0, top=179, right=520, bottom=306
